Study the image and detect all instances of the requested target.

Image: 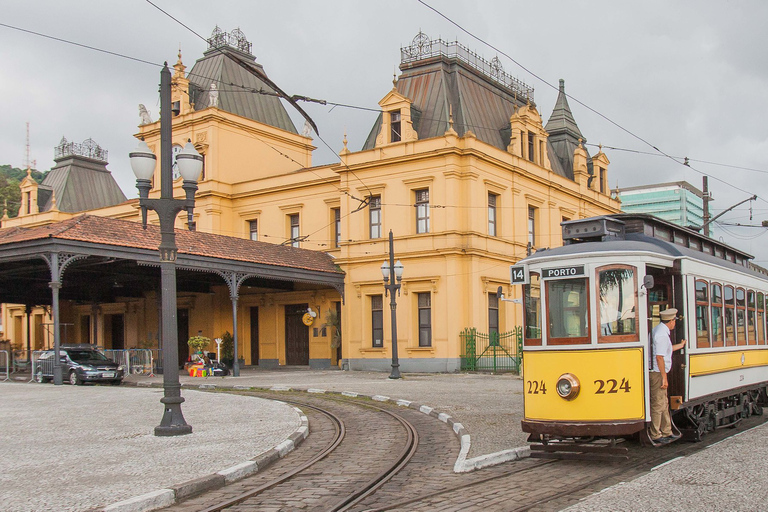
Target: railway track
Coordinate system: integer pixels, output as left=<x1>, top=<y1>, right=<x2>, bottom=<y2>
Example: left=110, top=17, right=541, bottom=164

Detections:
left=163, top=392, right=419, bottom=512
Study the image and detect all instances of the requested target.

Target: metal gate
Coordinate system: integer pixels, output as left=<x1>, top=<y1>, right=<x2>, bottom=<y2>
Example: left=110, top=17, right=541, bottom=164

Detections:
left=460, top=327, right=522, bottom=373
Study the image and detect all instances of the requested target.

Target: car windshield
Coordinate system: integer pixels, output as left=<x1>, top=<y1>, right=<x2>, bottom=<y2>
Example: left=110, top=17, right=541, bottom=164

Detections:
left=67, top=350, right=109, bottom=363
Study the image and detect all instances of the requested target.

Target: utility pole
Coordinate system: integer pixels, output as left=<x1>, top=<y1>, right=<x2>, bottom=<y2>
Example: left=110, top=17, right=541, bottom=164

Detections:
left=702, top=176, right=712, bottom=238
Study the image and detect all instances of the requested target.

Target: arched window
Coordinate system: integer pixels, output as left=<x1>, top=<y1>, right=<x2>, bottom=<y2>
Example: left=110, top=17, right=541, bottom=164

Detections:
left=748, top=290, right=757, bottom=345
left=736, top=288, right=746, bottom=345
left=711, top=284, right=724, bottom=347
left=695, top=280, right=710, bottom=349
left=724, top=285, right=735, bottom=346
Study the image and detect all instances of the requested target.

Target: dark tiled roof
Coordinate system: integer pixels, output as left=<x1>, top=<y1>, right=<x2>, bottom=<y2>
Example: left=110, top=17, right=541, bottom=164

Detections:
left=545, top=80, right=589, bottom=180
left=361, top=54, right=572, bottom=179
left=0, top=215, right=342, bottom=276
left=187, top=46, right=297, bottom=134
left=39, top=155, right=127, bottom=213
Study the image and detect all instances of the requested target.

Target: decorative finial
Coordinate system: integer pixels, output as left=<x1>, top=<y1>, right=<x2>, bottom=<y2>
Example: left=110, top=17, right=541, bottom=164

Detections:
left=448, top=105, right=454, bottom=130
left=598, top=143, right=603, bottom=152
left=343, top=130, right=348, bottom=151
left=50, top=190, right=58, bottom=211
left=578, top=138, right=584, bottom=147
left=393, top=68, right=398, bottom=87
left=2, top=199, right=8, bottom=220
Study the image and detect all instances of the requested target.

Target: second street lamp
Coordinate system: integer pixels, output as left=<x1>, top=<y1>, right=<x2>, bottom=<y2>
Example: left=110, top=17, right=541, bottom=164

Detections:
left=129, top=62, right=203, bottom=437
left=381, top=230, right=404, bottom=379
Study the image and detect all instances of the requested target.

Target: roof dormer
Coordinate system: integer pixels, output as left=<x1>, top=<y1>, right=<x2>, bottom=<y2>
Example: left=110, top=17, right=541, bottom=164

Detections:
left=374, top=85, right=418, bottom=147
left=508, top=103, right=551, bottom=170
left=18, top=168, right=39, bottom=216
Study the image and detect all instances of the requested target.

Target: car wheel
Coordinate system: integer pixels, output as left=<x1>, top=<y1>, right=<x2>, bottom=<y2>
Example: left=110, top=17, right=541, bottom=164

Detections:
left=35, top=368, right=45, bottom=383
left=68, top=371, right=82, bottom=386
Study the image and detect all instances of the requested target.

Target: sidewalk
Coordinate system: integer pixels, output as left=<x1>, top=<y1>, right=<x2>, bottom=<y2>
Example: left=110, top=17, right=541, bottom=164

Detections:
left=3, top=369, right=526, bottom=512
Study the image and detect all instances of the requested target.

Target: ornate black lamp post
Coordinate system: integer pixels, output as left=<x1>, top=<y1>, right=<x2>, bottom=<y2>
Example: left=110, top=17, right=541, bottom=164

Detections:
left=129, top=63, right=202, bottom=437
left=381, top=230, right=404, bottom=379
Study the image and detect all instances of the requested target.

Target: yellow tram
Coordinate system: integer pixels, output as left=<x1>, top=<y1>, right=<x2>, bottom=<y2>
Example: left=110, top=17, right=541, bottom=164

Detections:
left=515, top=214, right=768, bottom=457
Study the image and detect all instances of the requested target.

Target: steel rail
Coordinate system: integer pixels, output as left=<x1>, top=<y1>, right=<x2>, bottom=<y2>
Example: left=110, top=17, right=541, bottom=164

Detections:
left=197, top=399, right=345, bottom=512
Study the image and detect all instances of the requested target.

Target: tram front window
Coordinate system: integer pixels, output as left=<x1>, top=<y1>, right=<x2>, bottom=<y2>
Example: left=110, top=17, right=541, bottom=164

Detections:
left=597, top=266, right=637, bottom=342
left=547, top=278, right=589, bottom=344
left=524, top=272, right=542, bottom=344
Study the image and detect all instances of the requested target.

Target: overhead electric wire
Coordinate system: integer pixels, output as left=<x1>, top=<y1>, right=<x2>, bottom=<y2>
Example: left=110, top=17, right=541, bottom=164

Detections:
left=0, top=22, right=160, bottom=67
left=144, top=0, right=208, bottom=44
left=416, top=0, right=768, bottom=209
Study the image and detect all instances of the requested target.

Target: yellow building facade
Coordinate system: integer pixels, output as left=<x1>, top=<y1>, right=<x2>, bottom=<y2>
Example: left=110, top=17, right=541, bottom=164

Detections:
left=2, top=29, right=620, bottom=372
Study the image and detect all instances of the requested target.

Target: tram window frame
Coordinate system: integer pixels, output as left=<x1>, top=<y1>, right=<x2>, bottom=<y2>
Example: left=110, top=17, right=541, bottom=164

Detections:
left=524, top=272, right=542, bottom=346
left=546, top=277, right=591, bottom=346
left=596, top=265, right=639, bottom=344
left=748, top=290, right=757, bottom=345
left=695, top=279, right=710, bottom=349
left=724, top=285, right=736, bottom=346
left=711, top=283, right=724, bottom=347
left=736, top=287, right=747, bottom=345
left=759, top=292, right=766, bottom=344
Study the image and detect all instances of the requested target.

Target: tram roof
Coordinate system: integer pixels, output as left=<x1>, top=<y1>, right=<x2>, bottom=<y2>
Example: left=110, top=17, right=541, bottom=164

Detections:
left=521, top=214, right=767, bottom=282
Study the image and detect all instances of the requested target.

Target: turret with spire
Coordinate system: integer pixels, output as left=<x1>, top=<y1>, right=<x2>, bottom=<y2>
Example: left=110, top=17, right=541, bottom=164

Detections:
left=545, top=79, right=589, bottom=181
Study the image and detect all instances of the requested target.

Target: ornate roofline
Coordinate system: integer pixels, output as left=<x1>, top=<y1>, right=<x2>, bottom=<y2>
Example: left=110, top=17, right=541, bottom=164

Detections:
left=54, top=137, right=108, bottom=163
left=207, top=26, right=253, bottom=55
left=400, top=31, right=534, bottom=103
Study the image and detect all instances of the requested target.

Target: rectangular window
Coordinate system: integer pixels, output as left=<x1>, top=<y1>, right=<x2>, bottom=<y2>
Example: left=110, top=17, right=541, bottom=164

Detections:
left=527, top=132, right=535, bottom=162
left=737, top=288, right=747, bottom=345
left=599, top=167, right=606, bottom=194
left=524, top=272, right=541, bottom=345
left=290, top=214, right=300, bottom=248
left=415, top=189, right=430, bottom=234
left=332, top=208, right=341, bottom=248
left=527, top=206, right=537, bottom=249
left=597, top=266, right=638, bottom=343
left=711, top=283, right=724, bottom=347
left=758, top=292, right=765, bottom=344
left=248, top=220, right=258, bottom=241
left=725, top=285, right=735, bottom=346
left=489, top=292, right=499, bottom=337
left=417, top=292, right=432, bottom=347
left=539, top=140, right=544, bottom=165
left=371, top=295, right=383, bottom=348
left=547, top=277, right=590, bottom=345
left=390, top=110, right=402, bottom=143
left=695, top=280, right=710, bottom=348
left=488, top=193, right=497, bottom=237
left=369, top=195, right=382, bottom=239
left=25, top=192, right=31, bottom=215
left=748, top=290, right=757, bottom=345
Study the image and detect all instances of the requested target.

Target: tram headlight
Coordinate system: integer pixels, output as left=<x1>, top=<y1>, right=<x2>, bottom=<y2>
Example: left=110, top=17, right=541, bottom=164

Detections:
left=556, top=373, right=580, bottom=400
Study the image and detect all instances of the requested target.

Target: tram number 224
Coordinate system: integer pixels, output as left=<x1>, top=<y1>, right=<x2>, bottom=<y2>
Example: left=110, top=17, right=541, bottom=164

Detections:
left=525, top=378, right=631, bottom=395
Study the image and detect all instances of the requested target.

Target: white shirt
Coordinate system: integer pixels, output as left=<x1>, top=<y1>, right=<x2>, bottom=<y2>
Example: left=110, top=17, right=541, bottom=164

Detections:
left=651, top=322, right=673, bottom=373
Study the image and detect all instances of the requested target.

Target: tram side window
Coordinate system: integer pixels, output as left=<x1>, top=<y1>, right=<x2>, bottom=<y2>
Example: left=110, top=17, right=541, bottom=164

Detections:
left=736, top=288, right=747, bottom=345
left=695, top=280, right=710, bottom=349
left=547, top=278, right=589, bottom=345
left=711, top=284, right=724, bottom=347
left=524, top=273, right=541, bottom=346
left=597, top=266, right=638, bottom=343
left=724, top=285, right=735, bottom=346
left=747, top=290, right=757, bottom=345
left=759, top=292, right=766, bottom=345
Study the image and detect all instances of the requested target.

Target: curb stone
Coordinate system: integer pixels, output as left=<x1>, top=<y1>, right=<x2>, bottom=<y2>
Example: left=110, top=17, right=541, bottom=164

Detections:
left=108, top=380, right=529, bottom=511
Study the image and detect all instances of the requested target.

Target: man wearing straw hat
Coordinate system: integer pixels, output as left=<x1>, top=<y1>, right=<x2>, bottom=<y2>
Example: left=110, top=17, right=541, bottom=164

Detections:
left=650, top=308, right=687, bottom=444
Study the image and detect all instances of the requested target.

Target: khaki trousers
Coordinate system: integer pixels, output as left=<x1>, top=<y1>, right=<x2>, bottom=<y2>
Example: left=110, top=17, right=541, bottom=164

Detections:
left=649, top=371, right=672, bottom=440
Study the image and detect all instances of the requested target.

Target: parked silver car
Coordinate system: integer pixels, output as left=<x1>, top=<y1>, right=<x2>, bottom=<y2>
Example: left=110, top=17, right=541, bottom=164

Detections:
left=35, top=345, right=125, bottom=385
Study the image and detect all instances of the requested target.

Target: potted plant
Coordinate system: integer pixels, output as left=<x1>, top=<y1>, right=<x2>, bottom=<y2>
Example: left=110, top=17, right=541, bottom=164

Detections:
left=187, top=335, right=211, bottom=360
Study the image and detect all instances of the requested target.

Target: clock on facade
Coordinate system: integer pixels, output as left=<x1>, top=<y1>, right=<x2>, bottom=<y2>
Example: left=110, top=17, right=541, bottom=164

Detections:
left=171, top=144, right=183, bottom=180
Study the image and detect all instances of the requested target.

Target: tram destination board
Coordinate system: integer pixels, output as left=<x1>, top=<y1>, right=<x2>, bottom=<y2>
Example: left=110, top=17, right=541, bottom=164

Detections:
left=542, top=265, right=585, bottom=279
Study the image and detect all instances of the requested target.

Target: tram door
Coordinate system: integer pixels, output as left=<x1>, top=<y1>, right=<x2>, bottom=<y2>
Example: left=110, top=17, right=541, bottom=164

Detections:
left=647, top=273, right=685, bottom=401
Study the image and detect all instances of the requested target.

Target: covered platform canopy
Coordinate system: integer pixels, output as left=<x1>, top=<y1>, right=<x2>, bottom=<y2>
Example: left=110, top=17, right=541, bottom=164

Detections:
left=0, top=214, right=345, bottom=362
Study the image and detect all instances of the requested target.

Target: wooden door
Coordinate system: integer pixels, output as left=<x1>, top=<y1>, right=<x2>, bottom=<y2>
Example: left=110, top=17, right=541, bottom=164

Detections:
left=285, top=304, right=309, bottom=365
left=250, top=307, right=259, bottom=365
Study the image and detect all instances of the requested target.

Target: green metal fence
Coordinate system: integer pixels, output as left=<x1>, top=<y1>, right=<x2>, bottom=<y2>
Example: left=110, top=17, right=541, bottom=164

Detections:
left=460, top=327, right=523, bottom=373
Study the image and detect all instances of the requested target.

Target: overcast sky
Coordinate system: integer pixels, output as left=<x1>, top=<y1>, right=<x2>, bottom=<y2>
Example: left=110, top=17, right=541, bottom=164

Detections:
left=2, top=1, right=767, bottom=263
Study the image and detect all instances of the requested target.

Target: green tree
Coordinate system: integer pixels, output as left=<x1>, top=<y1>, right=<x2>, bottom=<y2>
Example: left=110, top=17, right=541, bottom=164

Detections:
left=0, top=164, right=47, bottom=218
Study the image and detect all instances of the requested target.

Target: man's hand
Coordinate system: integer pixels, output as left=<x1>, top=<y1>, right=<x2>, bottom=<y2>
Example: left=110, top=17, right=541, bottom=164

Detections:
left=661, top=376, right=668, bottom=389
